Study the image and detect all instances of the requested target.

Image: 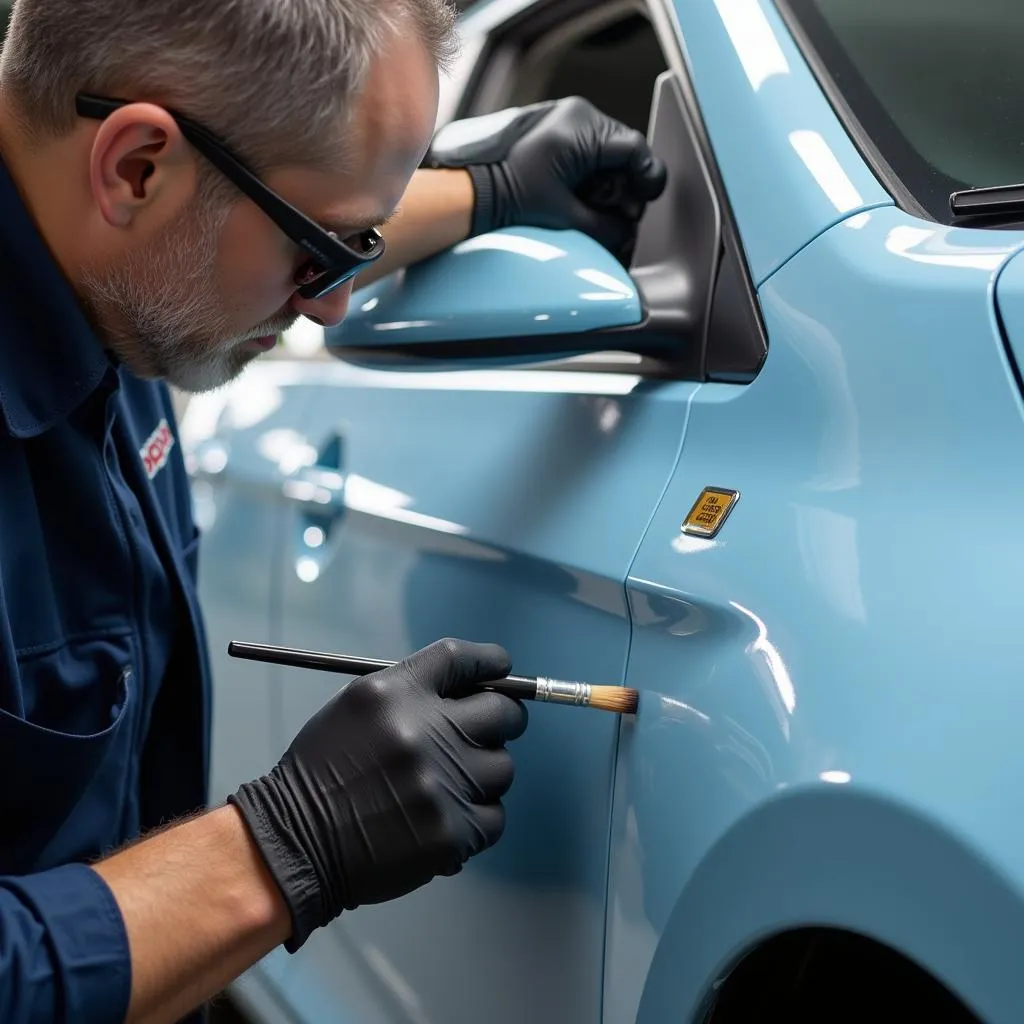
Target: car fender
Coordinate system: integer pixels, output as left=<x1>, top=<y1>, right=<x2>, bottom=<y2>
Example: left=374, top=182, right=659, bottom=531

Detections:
left=603, top=210, right=1024, bottom=1024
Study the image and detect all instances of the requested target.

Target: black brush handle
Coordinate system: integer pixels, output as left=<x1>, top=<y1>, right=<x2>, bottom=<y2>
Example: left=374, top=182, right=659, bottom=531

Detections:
left=227, top=641, right=539, bottom=701
left=228, top=641, right=390, bottom=674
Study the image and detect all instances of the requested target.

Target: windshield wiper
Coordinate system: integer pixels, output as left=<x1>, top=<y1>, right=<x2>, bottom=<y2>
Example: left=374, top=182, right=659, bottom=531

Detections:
left=950, top=183, right=1024, bottom=220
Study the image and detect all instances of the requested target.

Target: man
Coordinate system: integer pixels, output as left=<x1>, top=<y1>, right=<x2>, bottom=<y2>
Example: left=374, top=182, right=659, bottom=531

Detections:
left=0, top=0, right=666, bottom=1021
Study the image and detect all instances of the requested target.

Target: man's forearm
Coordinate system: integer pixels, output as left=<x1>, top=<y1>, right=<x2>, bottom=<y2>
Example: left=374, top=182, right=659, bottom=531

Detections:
left=357, top=167, right=474, bottom=286
left=92, top=804, right=291, bottom=1024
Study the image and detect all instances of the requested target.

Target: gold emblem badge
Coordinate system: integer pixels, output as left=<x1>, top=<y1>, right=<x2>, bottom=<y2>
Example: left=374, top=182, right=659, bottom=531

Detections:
left=682, top=487, right=740, bottom=538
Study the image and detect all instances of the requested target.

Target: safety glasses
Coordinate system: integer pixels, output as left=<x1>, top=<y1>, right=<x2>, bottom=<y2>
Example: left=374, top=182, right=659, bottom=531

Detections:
left=75, top=93, right=386, bottom=300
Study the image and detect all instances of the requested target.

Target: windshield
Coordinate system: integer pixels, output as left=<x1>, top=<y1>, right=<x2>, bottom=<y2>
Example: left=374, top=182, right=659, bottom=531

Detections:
left=781, top=0, right=1024, bottom=222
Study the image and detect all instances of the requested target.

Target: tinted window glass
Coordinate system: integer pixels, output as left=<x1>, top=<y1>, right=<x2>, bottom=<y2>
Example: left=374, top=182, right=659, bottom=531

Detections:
left=527, top=14, right=668, bottom=135
left=783, top=0, right=1024, bottom=221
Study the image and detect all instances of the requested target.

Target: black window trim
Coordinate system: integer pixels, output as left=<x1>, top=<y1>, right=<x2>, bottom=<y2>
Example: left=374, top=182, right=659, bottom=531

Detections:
left=647, top=0, right=767, bottom=382
left=771, top=0, right=932, bottom=222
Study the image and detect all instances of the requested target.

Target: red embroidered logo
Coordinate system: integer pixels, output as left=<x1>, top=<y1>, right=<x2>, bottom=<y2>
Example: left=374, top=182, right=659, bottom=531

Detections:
left=140, top=418, right=176, bottom=480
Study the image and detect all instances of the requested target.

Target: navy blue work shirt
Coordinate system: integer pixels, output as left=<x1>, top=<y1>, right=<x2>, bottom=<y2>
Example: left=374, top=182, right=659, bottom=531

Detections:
left=0, top=157, right=214, bottom=1022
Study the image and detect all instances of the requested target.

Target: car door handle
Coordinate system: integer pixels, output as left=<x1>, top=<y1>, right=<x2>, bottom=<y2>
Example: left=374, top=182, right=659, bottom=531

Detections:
left=282, top=465, right=345, bottom=508
left=285, top=433, right=347, bottom=575
left=282, top=431, right=345, bottom=509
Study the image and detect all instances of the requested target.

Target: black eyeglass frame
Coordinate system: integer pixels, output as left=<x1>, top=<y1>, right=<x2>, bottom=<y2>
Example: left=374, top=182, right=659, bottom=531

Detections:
left=75, top=93, right=386, bottom=300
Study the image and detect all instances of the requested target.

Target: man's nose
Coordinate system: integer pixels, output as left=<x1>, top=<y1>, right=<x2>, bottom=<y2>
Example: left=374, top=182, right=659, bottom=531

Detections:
left=291, top=278, right=355, bottom=328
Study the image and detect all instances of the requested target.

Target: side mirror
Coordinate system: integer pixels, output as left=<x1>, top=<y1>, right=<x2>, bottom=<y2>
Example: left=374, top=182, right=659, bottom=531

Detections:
left=327, top=71, right=729, bottom=376
left=325, top=227, right=644, bottom=368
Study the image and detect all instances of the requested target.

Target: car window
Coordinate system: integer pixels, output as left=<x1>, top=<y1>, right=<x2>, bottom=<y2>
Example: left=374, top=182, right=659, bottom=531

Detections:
left=507, top=11, right=668, bottom=135
left=781, top=0, right=1024, bottom=223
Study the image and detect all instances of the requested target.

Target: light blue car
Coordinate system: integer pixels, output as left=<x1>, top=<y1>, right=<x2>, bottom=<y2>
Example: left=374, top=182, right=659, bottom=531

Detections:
left=183, top=0, right=1024, bottom=1021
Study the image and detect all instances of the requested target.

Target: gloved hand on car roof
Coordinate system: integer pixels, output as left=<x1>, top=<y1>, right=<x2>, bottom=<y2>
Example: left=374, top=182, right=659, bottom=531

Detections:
left=422, top=95, right=668, bottom=262
left=229, top=638, right=527, bottom=952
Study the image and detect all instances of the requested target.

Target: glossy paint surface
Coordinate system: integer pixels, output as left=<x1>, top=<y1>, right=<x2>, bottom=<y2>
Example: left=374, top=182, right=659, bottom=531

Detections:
left=667, top=0, right=892, bottom=285
left=190, top=356, right=697, bottom=1024
left=606, top=208, right=1024, bottom=1024
left=336, top=227, right=642, bottom=347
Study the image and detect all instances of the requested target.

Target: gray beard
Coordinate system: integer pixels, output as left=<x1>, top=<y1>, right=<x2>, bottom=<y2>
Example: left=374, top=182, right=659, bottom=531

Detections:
left=80, top=198, right=296, bottom=394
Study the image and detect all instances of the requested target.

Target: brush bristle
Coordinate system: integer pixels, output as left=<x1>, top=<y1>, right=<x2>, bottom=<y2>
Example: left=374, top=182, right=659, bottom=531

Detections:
left=589, top=686, right=639, bottom=715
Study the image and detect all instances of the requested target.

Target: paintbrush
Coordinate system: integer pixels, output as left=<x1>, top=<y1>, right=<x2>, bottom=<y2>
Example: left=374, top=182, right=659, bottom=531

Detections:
left=227, top=640, right=639, bottom=715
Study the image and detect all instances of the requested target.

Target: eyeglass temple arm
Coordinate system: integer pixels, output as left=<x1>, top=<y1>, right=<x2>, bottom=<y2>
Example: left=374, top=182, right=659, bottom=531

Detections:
left=74, top=93, right=358, bottom=267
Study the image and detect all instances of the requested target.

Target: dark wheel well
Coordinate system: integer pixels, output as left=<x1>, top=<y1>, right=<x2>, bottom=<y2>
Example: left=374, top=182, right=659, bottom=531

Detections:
left=706, top=928, right=981, bottom=1023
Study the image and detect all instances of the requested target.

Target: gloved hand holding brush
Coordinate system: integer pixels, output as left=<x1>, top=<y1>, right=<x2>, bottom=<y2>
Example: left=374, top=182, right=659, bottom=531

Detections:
left=229, top=638, right=527, bottom=952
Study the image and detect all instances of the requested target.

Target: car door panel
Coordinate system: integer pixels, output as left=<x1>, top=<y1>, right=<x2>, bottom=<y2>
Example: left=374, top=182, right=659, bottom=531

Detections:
left=267, top=360, right=697, bottom=1024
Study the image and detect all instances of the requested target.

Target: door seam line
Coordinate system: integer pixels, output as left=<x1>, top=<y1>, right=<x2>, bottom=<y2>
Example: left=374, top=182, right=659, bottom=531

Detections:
left=598, top=381, right=702, bottom=1024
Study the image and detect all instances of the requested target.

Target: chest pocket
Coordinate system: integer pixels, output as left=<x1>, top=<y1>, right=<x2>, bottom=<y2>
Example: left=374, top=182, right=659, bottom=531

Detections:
left=0, top=630, right=137, bottom=874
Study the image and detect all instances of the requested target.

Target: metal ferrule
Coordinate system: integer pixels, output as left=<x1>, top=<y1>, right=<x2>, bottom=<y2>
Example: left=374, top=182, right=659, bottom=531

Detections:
left=534, top=678, right=591, bottom=706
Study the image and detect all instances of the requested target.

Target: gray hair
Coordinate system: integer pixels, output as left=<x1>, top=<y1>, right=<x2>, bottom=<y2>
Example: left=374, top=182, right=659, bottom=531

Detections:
left=0, top=0, right=458, bottom=178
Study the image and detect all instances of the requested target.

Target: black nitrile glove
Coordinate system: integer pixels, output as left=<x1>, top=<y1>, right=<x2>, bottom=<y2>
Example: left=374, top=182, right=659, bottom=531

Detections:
left=228, top=639, right=527, bottom=953
left=422, top=95, right=668, bottom=262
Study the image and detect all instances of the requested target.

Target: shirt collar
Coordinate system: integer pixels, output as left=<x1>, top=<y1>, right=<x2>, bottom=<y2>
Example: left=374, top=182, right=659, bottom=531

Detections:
left=0, top=157, right=111, bottom=438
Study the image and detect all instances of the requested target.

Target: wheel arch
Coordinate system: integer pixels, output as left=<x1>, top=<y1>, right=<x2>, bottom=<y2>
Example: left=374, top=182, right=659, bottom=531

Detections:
left=634, top=785, right=1024, bottom=1024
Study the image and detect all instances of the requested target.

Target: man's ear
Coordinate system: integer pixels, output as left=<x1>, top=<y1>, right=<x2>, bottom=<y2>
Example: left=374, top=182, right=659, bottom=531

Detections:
left=88, top=102, right=195, bottom=228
